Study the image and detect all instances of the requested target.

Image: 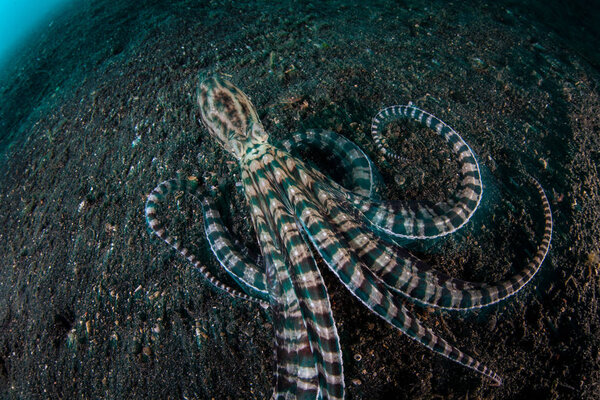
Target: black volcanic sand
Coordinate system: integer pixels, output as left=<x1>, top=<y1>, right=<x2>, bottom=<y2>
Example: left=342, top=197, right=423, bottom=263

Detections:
left=1, top=1, right=599, bottom=398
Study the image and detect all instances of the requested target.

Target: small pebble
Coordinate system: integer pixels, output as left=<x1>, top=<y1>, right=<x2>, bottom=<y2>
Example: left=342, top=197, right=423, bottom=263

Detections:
left=470, top=57, right=487, bottom=70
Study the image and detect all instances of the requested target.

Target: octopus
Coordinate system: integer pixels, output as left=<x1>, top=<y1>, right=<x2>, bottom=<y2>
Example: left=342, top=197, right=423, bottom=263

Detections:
left=145, top=75, right=552, bottom=399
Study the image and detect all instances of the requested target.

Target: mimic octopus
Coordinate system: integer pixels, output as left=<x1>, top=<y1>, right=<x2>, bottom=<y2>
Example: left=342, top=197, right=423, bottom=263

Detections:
left=145, top=75, right=552, bottom=399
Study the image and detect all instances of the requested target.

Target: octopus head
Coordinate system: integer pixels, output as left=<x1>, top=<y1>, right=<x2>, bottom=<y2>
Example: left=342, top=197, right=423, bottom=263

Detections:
left=197, top=75, right=268, bottom=159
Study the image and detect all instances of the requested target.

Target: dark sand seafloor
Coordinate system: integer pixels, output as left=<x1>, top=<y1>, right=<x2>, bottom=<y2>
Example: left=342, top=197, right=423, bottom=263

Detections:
left=1, top=0, right=599, bottom=398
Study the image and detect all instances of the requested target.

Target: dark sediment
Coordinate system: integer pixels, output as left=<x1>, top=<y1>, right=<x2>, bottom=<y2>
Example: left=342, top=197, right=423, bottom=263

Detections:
left=0, top=0, right=599, bottom=398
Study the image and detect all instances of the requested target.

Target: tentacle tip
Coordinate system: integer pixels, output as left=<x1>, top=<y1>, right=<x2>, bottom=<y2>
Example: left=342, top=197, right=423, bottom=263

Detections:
left=489, top=376, right=503, bottom=387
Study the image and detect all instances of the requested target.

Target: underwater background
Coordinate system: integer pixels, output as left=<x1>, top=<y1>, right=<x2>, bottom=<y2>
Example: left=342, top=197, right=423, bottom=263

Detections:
left=0, top=0, right=599, bottom=398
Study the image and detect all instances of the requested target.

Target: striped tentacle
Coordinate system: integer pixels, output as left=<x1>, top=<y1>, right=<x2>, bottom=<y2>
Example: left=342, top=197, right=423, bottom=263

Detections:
left=258, top=216, right=320, bottom=399
left=145, top=177, right=268, bottom=306
left=313, top=179, right=486, bottom=295
left=243, top=149, right=344, bottom=399
left=274, top=207, right=344, bottom=400
left=284, top=129, right=488, bottom=299
left=279, top=159, right=502, bottom=385
left=315, top=177, right=552, bottom=310
left=279, top=129, right=380, bottom=198
left=347, top=104, right=484, bottom=239
left=202, top=196, right=269, bottom=302
left=241, top=166, right=319, bottom=398
left=396, top=177, right=552, bottom=310
left=295, top=158, right=485, bottom=296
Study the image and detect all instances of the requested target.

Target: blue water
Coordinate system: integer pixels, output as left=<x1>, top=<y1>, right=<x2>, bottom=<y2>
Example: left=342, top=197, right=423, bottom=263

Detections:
left=0, top=0, right=73, bottom=66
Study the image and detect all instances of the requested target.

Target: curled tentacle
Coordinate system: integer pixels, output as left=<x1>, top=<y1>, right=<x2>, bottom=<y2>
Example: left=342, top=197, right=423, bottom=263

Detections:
left=313, top=175, right=552, bottom=310
left=280, top=164, right=502, bottom=385
left=202, top=196, right=269, bottom=301
left=280, top=129, right=381, bottom=198
left=272, top=150, right=502, bottom=385
left=313, top=178, right=487, bottom=295
left=357, top=105, right=483, bottom=239
left=145, top=177, right=269, bottom=306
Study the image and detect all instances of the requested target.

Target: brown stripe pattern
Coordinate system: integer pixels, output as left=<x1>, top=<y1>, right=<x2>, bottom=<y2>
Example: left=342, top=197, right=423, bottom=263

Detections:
left=143, top=75, right=553, bottom=398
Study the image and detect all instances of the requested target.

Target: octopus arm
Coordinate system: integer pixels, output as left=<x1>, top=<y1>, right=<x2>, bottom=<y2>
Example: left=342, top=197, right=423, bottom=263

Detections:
left=201, top=196, right=269, bottom=301
left=314, top=173, right=552, bottom=310
left=295, top=196, right=503, bottom=385
left=274, top=156, right=502, bottom=383
left=315, top=181, right=486, bottom=296
left=145, top=177, right=267, bottom=305
left=252, top=177, right=344, bottom=399
left=354, top=104, right=485, bottom=239
left=265, top=249, right=321, bottom=399
left=279, top=129, right=381, bottom=198
left=284, top=123, right=482, bottom=241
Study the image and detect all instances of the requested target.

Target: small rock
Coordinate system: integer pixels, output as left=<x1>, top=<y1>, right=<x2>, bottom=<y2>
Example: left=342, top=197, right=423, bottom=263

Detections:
left=470, top=57, right=487, bottom=71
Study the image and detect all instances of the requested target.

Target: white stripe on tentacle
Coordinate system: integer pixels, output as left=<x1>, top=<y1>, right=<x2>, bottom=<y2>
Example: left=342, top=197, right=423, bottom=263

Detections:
left=243, top=151, right=344, bottom=399
left=202, top=196, right=269, bottom=301
left=145, top=177, right=268, bottom=306
left=272, top=148, right=502, bottom=385
left=280, top=161, right=502, bottom=385
left=362, top=104, right=483, bottom=239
